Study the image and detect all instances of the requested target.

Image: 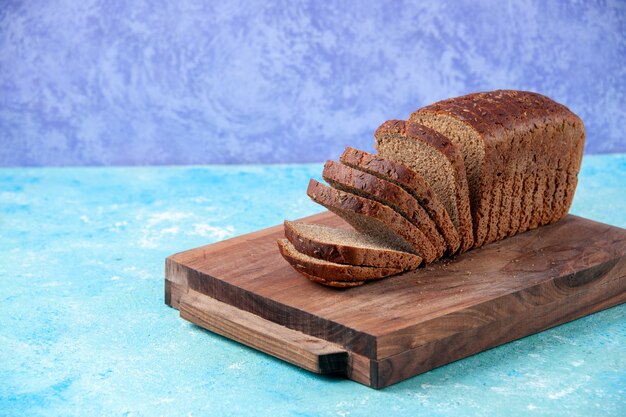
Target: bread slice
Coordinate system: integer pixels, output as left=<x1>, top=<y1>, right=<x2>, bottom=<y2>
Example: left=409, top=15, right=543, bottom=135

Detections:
left=277, top=239, right=401, bottom=285
left=307, top=179, right=439, bottom=263
left=374, top=120, right=474, bottom=252
left=409, top=90, right=585, bottom=246
left=284, top=220, right=422, bottom=270
left=322, top=160, right=446, bottom=258
left=340, top=147, right=461, bottom=255
left=299, top=272, right=365, bottom=288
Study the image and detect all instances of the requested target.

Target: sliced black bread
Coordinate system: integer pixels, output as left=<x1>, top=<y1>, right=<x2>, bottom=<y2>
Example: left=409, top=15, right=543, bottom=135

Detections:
left=277, top=239, right=402, bottom=286
left=299, top=272, right=366, bottom=288
left=375, top=120, right=474, bottom=252
left=284, top=220, right=422, bottom=270
left=322, top=160, right=446, bottom=258
left=307, top=179, right=439, bottom=264
left=340, top=147, right=461, bottom=255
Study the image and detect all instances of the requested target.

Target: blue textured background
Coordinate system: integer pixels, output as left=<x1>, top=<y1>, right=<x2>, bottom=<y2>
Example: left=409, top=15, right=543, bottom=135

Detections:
left=1, top=0, right=625, bottom=166
left=1, top=157, right=625, bottom=416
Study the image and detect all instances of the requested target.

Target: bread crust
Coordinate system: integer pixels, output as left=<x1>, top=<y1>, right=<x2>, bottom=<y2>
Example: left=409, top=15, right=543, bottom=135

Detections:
left=322, top=160, right=446, bottom=258
left=299, top=272, right=365, bottom=288
left=283, top=220, right=422, bottom=270
left=277, top=239, right=401, bottom=282
left=340, top=147, right=461, bottom=255
left=306, top=179, right=439, bottom=263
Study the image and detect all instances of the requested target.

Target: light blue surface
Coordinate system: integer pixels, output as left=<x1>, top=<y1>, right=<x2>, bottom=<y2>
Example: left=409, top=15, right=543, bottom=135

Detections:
left=1, top=0, right=625, bottom=167
left=1, top=155, right=625, bottom=416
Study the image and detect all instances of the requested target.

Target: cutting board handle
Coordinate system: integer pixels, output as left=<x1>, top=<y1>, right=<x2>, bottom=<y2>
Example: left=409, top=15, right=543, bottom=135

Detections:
left=178, top=290, right=348, bottom=374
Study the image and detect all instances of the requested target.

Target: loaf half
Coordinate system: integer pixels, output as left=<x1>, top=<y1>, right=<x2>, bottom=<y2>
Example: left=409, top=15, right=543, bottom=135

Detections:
left=277, top=239, right=402, bottom=286
left=340, top=147, right=461, bottom=255
left=409, top=90, right=585, bottom=247
left=307, top=179, right=438, bottom=263
left=322, top=160, right=445, bottom=258
left=284, top=220, right=422, bottom=269
left=374, top=120, right=474, bottom=252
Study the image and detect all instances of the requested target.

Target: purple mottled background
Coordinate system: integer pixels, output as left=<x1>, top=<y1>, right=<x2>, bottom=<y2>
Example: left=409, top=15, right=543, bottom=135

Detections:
left=1, top=0, right=625, bottom=166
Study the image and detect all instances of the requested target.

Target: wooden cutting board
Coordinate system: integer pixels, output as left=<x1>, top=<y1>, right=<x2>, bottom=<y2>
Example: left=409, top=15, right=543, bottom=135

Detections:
left=164, top=212, right=626, bottom=388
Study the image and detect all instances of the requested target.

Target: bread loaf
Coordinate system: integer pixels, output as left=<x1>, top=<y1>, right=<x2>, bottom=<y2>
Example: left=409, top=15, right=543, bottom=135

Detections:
left=279, top=90, right=585, bottom=287
left=409, top=90, right=585, bottom=246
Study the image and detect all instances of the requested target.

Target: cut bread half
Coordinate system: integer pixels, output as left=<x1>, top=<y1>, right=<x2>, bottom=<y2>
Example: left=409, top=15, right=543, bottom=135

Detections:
left=284, top=220, right=422, bottom=270
left=340, top=147, right=461, bottom=255
left=409, top=90, right=585, bottom=247
left=277, top=239, right=401, bottom=284
left=322, top=160, right=446, bottom=258
left=374, top=120, right=474, bottom=252
left=307, top=179, right=438, bottom=263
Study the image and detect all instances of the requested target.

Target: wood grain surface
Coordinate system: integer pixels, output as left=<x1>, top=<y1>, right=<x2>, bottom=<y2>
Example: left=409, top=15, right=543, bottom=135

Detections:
left=165, top=211, right=626, bottom=388
left=179, top=289, right=348, bottom=374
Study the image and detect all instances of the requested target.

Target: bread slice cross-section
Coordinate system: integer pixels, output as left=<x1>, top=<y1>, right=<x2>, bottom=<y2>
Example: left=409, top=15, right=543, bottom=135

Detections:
left=277, top=239, right=402, bottom=287
left=340, top=147, right=461, bottom=255
left=322, top=160, right=446, bottom=258
left=307, top=179, right=439, bottom=263
left=284, top=220, right=422, bottom=270
left=375, top=120, right=474, bottom=252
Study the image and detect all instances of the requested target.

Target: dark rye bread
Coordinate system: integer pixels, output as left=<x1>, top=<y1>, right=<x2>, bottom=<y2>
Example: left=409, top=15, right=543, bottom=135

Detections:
left=410, top=90, right=585, bottom=246
left=307, top=179, right=439, bottom=263
left=284, top=220, right=422, bottom=270
left=300, top=272, right=365, bottom=288
left=375, top=120, right=474, bottom=253
left=322, top=160, right=446, bottom=258
left=277, top=239, right=402, bottom=285
left=340, top=147, right=461, bottom=255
